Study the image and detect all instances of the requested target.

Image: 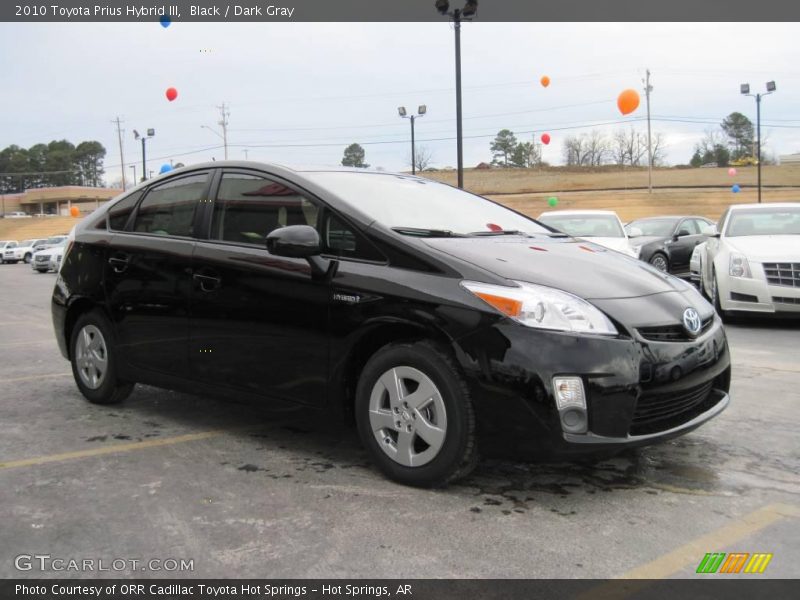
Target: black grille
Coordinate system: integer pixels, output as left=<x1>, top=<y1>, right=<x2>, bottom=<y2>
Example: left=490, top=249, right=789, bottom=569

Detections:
left=773, top=296, right=800, bottom=305
left=638, top=316, right=713, bottom=342
left=763, top=262, right=800, bottom=288
left=631, top=381, right=715, bottom=435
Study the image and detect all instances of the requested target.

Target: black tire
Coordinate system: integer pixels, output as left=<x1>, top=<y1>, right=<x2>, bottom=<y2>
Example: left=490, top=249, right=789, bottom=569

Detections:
left=710, top=269, right=729, bottom=323
left=649, top=252, right=669, bottom=272
left=355, top=340, right=477, bottom=488
left=23, top=253, right=32, bottom=264
left=69, top=309, right=134, bottom=405
left=35, top=268, right=47, bottom=273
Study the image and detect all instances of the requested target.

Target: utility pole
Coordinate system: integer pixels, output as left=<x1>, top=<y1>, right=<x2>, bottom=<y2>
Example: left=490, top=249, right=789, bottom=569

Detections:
left=643, top=69, right=653, bottom=194
left=243, top=149, right=249, bottom=160
left=217, top=102, right=230, bottom=160
left=113, top=116, right=126, bottom=190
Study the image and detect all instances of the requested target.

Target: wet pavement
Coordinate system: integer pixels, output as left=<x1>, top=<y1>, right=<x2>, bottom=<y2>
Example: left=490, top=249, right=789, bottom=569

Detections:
left=0, top=264, right=798, bottom=579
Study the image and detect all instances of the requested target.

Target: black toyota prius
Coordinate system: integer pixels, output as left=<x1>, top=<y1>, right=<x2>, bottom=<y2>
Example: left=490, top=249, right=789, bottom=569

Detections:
left=52, top=162, right=731, bottom=487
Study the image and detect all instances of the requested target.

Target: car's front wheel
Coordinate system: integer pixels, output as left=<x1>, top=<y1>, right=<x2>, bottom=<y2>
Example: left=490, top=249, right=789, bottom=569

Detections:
left=649, top=252, right=669, bottom=272
left=355, top=341, right=477, bottom=487
left=70, top=310, right=134, bottom=405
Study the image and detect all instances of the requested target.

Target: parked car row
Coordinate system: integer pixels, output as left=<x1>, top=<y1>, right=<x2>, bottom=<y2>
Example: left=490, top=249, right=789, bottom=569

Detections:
left=1, top=235, right=67, bottom=264
left=31, top=239, right=68, bottom=273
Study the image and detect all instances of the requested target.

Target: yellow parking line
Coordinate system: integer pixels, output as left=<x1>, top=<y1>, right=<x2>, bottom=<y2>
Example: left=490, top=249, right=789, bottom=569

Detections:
left=578, top=503, right=800, bottom=599
left=619, top=503, right=800, bottom=579
left=0, top=372, right=71, bottom=383
left=0, top=430, right=227, bottom=470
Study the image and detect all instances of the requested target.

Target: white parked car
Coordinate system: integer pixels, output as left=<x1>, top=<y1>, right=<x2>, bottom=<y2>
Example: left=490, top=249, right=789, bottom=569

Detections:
left=0, top=240, right=18, bottom=264
left=3, top=238, right=49, bottom=264
left=538, top=210, right=637, bottom=257
left=31, top=240, right=67, bottom=273
left=4, top=211, right=30, bottom=218
left=696, top=202, right=800, bottom=317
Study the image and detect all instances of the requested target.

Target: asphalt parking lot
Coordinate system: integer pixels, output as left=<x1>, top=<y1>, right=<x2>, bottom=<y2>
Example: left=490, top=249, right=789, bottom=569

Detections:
left=0, top=264, right=798, bottom=579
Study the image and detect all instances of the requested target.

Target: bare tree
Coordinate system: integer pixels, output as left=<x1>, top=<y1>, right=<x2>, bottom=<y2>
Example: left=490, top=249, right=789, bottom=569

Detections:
left=563, top=135, right=588, bottom=166
left=651, top=132, right=666, bottom=167
left=585, top=130, right=609, bottom=166
left=408, top=146, right=433, bottom=172
left=612, top=128, right=648, bottom=167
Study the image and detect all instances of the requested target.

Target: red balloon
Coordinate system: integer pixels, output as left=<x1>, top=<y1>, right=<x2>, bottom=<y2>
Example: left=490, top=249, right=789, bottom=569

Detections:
left=165, top=87, right=178, bottom=102
left=541, top=133, right=551, bottom=145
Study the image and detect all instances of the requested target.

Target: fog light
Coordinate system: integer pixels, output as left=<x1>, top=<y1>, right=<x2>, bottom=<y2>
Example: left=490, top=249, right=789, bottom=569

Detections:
left=553, top=376, right=586, bottom=410
left=553, top=376, right=588, bottom=434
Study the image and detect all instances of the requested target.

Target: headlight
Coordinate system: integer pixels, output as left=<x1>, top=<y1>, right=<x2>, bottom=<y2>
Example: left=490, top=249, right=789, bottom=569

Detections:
left=462, top=281, right=618, bottom=336
left=729, top=253, right=751, bottom=278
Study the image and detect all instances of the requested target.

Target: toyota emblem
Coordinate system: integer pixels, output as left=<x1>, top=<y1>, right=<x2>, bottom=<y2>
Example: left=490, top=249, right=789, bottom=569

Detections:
left=683, top=307, right=702, bottom=336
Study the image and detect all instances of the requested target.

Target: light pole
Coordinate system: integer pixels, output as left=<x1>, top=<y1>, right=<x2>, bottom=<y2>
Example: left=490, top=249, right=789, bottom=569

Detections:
left=398, top=105, right=427, bottom=174
left=435, top=0, right=477, bottom=189
left=129, top=165, right=136, bottom=188
left=133, top=129, right=155, bottom=182
left=740, top=81, right=776, bottom=204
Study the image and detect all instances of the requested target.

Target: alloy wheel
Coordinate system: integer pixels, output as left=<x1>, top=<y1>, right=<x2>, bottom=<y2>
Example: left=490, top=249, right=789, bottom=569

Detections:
left=74, top=324, right=108, bottom=390
left=650, top=254, right=668, bottom=272
left=368, top=366, right=447, bottom=467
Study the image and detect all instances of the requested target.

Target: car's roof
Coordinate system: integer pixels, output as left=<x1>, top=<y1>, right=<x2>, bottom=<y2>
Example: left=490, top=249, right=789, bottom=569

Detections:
left=165, top=160, right=408, bottom=176
left=729, top=202, right=800, bottom=210
left=539, top=210, right=620, bottom=217
left=629, top=215, right=692, bottom=221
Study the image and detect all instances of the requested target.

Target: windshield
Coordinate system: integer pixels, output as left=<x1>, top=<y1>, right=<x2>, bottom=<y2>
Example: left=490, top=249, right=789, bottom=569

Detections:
left=303, top=172, right=549, bottom=236
left=21, top=239, right=35, bottom=246
left=538, top=214, right=624, bottom=238
left=725, top=207, right=800, bottom=236
left=46, top=236, right=65, bottom=244
left=626, top=218, right=679, bottom=237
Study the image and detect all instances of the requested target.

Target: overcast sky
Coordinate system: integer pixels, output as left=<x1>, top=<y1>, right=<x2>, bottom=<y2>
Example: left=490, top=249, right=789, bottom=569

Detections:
left=1, top=22, right=799, bottom=185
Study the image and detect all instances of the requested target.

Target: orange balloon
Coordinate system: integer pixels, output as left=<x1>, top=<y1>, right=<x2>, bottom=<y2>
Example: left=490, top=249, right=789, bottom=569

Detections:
left=540, top=76, right=550, bottom=88
left=617, top=89, right=640, bottom=115
left=70, top=206, right=80, bottom=218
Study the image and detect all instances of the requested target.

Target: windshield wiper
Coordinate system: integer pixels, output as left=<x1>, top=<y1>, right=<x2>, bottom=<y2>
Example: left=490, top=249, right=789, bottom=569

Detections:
left=391, top=227, right=464, bottom=238
left=465, top=230, right=528, bottom=237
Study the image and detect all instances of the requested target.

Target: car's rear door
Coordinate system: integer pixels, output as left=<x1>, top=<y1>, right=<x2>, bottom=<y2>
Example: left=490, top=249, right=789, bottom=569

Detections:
left=670, top=218, right=702, bottom=273
left=104, top=171, right=211, bottom=379
left=188, top=169, right=329, bottom=406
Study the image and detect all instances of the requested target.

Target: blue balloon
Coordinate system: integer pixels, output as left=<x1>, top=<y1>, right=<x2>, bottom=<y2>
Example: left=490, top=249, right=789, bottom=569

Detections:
left=159, top=164, right=173, bottom=174
left=160, top=14, right=171, bottom=28
left=731, top=184, right=740, bottom=193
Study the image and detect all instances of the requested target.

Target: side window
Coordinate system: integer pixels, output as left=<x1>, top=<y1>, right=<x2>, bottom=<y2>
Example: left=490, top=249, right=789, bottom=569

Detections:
left=211, top=173, right=319, bottom=246
left=691, top=218, right=714, bottom=235
left=108, top=191, right=143, bottom=231
left=324, top=213, right=385, bottom=262
left=679, top=219, right=699, bottom=235
left=132, top=173, right=208, bottom=237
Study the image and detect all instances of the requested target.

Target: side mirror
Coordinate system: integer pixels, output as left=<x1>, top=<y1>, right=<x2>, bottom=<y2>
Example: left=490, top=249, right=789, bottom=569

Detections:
left=266, top=225, right=321, bottom=258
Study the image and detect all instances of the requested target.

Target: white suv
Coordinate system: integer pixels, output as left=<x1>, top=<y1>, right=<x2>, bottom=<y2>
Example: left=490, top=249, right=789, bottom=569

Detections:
left=3, top=238, right=49, bottom=264
left=0, top=240, right=18, bottom=264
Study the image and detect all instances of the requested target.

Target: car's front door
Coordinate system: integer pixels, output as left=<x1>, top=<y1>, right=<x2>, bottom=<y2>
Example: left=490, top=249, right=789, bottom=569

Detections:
left=189, top=170, right=330, bottom=406
left=669, top=218, right=703, bottom=273
left=104, top=171, right=211, bottom=378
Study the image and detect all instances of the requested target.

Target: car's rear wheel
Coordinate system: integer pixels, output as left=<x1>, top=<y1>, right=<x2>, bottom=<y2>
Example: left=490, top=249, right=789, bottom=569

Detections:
left=649, top=252, right=669, bottom=272
left=70, top=310, right=133, bottom=405
left=23, top=253, right=32, bottom=264
left=355, top=341, right=477, bottom=487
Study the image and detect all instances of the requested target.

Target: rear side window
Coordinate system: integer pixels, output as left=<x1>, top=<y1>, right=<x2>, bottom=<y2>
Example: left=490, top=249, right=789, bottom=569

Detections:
left=211, top=173, right=319, bottom=246
left=108, top=191, right=143, bottom=231
left=132, top=173, right=208, bottom=237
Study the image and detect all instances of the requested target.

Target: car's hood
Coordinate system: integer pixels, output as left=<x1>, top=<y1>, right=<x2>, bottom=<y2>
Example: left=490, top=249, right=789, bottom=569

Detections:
left=422, top=235, right=687, bottom=300
left=629, top=235, right=664, bottom=247
left=725, top=235, right=800, bottom=261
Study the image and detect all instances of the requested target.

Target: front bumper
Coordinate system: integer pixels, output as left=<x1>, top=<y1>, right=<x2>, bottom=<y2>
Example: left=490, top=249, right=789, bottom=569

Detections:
left=722, top=265, right=800, bottom=314
left=454, top=315, right=730, bottom=458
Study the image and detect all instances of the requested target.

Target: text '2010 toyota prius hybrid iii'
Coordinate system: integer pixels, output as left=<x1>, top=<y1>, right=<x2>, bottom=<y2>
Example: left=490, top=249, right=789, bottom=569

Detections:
left=52, top=163, right=731, bottom=487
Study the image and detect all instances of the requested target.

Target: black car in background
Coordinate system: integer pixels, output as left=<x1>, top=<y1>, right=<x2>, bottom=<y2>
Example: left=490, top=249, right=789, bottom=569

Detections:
left=626, top=216, right=716, bottom=276
left=52, top=163, right=731, bottom=487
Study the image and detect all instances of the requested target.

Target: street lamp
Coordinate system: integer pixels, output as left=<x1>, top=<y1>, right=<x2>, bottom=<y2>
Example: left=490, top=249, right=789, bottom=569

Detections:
left=399, top=105, right=427, bottom=175
left=133, top=129, right=155, bottom=182
left=435, top=0, right=478, bottom=189
left=740, top=81, right=776, bottom=203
